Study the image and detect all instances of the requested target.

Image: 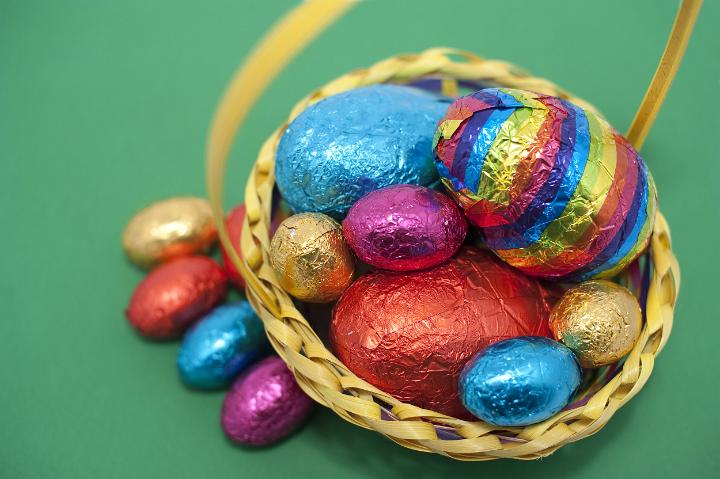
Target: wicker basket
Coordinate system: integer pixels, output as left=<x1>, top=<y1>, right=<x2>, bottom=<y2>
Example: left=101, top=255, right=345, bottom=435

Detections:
left=206, top=1, right=695, bottom=460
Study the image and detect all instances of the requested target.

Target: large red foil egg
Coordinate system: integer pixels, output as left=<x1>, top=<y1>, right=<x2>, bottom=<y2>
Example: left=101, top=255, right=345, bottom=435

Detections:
left=330, top=246, right=556, bottom=418
left=126, top=256, right=227, bottom=339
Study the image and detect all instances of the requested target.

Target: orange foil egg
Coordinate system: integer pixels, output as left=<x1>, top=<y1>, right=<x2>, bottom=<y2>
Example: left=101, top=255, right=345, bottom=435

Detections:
left=126, top=256, right=227, bottom=339
left=122, top=197, right=217, bottom=269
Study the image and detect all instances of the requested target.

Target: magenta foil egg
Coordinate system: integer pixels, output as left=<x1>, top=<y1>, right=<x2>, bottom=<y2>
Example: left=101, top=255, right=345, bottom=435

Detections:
left=342, top=185, right=467, bottom=271
left=221, top=356, right=314, bottom=446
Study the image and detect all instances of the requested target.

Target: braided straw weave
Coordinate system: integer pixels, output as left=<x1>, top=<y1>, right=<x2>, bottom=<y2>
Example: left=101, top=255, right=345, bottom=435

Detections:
left=222, top=48, right=680, bottom=460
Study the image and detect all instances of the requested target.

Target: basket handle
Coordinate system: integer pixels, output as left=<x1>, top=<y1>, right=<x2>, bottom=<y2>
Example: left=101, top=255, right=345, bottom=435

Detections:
left=206, top=0, right=356, bottom=312
left=627, top=0, right=702, bottom=149
left=206, top=0, right=701, bottom=300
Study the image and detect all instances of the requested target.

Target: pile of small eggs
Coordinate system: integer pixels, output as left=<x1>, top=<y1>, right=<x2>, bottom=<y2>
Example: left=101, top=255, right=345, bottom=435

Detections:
left=123, top=197, right=311, bottom=446
left=266, top=84, right=652, bottom=426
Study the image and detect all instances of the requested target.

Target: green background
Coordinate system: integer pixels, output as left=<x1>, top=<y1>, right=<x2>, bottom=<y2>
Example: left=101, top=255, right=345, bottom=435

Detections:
left=2, top=0, right=719, bottom=477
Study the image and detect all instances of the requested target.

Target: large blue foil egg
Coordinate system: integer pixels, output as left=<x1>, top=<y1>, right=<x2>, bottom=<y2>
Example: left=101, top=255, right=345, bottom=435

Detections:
left=177, top=301, right=266, bottom=389
left=276, top=85, right=451, bottom=219
left=459, top=337, right=581, bottom=426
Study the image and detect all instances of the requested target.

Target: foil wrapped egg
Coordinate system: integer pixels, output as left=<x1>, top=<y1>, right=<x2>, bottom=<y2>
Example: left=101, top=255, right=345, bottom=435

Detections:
left=459, top=336, right=581, bottom=426
left=330, top=246, right=556, bottom=418
left=276, top=85, right=451, bottom=219
left=221, top=356, right=314, bottom=446
left=342, top=185, right=467, bottom=271
left=270, top=213, right=355, bottom=303
left=550, top=280, right=642, bottom=367
left=177, top=301, right=266, bottom=389
left=434, top=88, right=657, bottom=282
left=220, top=204, right=247, bottom=289
left=125, top=256, right=227, bottom=339
left=122, top=197, right=217, bottom=269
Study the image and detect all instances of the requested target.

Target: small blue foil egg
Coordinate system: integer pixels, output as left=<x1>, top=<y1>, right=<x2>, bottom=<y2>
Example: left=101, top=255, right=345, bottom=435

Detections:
left=276, top=85, right=451, bottom=219
left=177, top=301, right=266, bottom=389
left=459, top=337, right=581, bottom=426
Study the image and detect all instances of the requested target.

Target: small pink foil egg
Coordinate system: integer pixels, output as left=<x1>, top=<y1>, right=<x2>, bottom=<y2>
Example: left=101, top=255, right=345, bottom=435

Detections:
left=221, top=356, right=314, bottom=446
left=342, top=185, right=467, bottom=271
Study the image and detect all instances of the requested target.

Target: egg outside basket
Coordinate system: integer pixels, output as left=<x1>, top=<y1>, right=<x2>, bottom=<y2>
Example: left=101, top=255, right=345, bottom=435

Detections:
left=207, top=0, right=696, bottom=460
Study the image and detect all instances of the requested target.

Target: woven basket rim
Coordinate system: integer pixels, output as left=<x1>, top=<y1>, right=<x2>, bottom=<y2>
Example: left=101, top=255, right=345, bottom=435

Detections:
left=230, top=49, right=681, bottom=460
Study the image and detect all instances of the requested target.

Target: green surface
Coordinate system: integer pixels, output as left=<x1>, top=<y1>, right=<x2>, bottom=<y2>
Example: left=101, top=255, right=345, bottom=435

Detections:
left=2, top=0, right=719, bottom=477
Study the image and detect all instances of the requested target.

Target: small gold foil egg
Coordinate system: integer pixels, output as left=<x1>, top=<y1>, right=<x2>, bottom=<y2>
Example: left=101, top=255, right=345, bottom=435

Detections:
left=123, top=197, right=217, bottom=269
left=550, top=280, right=642, bottom=368
left=270, top=213, right=355, bottom=303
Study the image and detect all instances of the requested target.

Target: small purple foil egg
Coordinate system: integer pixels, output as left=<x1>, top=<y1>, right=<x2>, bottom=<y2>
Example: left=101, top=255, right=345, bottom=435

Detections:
left=342, top=185, right=467, bottom=271
left=221, top=356, right=314, bottom=446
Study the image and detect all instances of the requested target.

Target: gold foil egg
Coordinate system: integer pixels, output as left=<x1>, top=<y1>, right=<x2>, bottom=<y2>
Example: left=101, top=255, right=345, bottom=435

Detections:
left=549, top=280, right=642, bottom=368
left=122, top=197, right=217, bottom=269
left=270, top=213, right=355, bottom=303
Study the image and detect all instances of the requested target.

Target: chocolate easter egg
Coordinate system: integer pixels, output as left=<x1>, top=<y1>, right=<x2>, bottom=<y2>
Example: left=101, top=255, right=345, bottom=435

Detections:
left=342, top=185, right=467, bottom=271
left=177, top=301, right=266, bottom=388
left=221, top=356, right=314, bottom=446
left=276, top=85, right=450, bottom=219
left=434, top=88, right=656, bottom=281
left=330, top=246, right=556, bottom=418
left=270, top=213, right=355, bottom=303
left=220, top=204, right=247, bottom=289
left=550, top=280, right=642, bottom=367
left=460, top=337, right=581, bottom=426
left=123, top=197, right=217, bottom=269
left=126, top=256, right=227, bottom=339
left=220, top=200, right=290, bottom=290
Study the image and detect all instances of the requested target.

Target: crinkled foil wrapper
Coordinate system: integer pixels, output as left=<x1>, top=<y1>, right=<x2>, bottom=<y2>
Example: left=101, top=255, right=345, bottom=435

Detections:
left=221, top=196, right=290, bottom=289
left=330, top=246, right=556, bottom=418
left=221, top=356, right=314, bottom=446
left=550, top=280, right=642, bottom=367
left=433, top=88, right=656, bottom=282
left=342, top=184, right=467, bottom=271
left=270, top=213, right=354, bottom=303
left=125, top=256, right=227, bottom=339
left=177, top=302, right=266, bottom=388
left=276, top=85, right=450, bottom=219
left=220, top=204, right=247, bottom=289
left=459, top=337, right=581, bottom=426
left=122, top=197, right=217, bottom=269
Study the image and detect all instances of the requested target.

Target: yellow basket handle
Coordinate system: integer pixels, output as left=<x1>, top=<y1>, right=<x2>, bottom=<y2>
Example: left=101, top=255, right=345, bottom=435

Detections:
left=627, top=0, right=702, bottom=149
left=206, top=0, right=356, bottom=309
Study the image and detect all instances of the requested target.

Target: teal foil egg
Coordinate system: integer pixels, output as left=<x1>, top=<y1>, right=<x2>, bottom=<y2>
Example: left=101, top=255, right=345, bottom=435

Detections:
left=459, top=337, right=581, bottom=426
left=177, top=301, right=266, bottom=389
left=276, top=85, right=451, bottom=219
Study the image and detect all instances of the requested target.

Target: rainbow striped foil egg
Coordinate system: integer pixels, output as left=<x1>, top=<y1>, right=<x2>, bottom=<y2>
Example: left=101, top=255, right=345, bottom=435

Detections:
left=433, top=88, right=657, bottom=282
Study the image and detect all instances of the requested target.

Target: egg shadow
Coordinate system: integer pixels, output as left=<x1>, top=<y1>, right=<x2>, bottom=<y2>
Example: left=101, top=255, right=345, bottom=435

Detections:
left=302, top=394, right=640, bottom=479
left=296, top=301, right=335, bottom=348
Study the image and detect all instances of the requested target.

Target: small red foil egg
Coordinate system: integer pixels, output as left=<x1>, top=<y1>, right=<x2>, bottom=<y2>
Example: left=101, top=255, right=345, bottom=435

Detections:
left=221, top=356, right=314, bottom=446
left=220, top=204, right=247, bottom=289
left=342, top=185, right=467, bottom=271
left=221, top=202, right=290, bottom=289
left=126, top=256, right=227, bottom=339
left=330, top=246, right=556, bottom=418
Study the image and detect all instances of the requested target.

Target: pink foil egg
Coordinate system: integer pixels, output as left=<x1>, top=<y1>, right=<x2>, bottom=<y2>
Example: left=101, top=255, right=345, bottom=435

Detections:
left=221, top=356, right=314, bottom=446
left=342, top=185, right=467, bottom=271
